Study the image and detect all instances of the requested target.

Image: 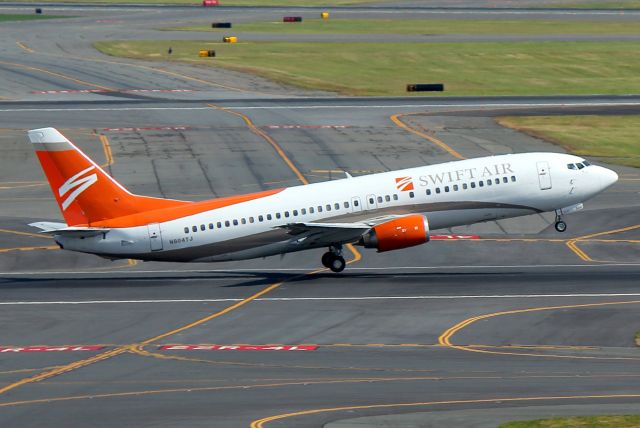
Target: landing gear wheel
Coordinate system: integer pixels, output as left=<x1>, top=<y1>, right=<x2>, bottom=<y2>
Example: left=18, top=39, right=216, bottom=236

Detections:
left=555, top=220, right=567, bottom=233
left=328, top=256, right=346, bottom=273
left=321, top=252, right=333, bottom=268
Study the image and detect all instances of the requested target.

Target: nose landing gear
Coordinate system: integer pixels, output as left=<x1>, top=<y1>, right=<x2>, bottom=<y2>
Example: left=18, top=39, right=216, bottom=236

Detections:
left=554, top=210, right=567, bottom=233
left=321, top=245, right=346, bottom=273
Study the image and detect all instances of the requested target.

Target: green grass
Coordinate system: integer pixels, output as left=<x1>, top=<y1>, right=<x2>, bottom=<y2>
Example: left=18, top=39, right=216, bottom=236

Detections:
left=497, top=115, right=640, bottom=168
left=94, top=40, right=640, bottom=97
left=636, top=330, right=640, bottom=345
left=169, top=19, right=640, bottom=35
left=500, top=415, right=640, bottom=427
left=0, top=0, right=393, bottom=4
left=0, top=14, right=66, bottom=21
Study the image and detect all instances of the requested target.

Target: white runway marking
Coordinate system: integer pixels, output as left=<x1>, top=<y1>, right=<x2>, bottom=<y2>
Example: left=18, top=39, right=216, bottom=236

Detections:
left=2, top=293, right=640, bottom=306
left=2, top=101, right=640, bottom=113
left=1, top=262, right=638, bottom=276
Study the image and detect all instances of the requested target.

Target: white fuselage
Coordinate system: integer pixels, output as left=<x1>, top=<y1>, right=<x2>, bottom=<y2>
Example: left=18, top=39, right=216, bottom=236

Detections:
left=54, top=152, right=617, bottom=262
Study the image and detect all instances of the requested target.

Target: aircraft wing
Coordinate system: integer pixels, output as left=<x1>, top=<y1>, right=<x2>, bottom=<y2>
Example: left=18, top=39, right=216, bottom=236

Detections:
left=277, top=222, right=370, bottom=246
left=29, top=222, right=110, bottom=238
left=276, top=215, right=409, bottom=247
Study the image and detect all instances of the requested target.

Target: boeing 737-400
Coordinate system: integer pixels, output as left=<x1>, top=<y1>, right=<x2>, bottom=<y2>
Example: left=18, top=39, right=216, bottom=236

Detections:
left=27, top=127, right=618, bottom=272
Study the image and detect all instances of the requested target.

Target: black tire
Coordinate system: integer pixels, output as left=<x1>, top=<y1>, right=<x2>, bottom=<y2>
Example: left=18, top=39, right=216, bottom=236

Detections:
left=555, top=221, right=567, bottom=233
left=321, top=252, right=333, bottom=268
left=329, top=256, right=346, bottom=273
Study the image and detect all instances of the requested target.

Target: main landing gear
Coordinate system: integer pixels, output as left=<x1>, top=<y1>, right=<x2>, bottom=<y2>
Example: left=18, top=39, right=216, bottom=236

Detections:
left=321, top=245, right=346, bottom=273
left=554, top=210, right=567, bottom=233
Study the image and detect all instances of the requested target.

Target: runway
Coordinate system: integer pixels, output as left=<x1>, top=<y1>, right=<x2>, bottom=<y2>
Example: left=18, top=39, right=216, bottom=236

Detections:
left=0, top=2, right=639, bottom=427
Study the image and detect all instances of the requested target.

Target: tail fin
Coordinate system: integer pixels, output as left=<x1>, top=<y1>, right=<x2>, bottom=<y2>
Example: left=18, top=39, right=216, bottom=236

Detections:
left=28, top=128, right=187, bottom=226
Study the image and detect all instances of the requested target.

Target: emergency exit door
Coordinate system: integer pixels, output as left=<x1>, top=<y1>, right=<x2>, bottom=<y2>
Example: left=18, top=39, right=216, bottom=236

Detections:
left=537, top=161, right=552, bottom=190
left=147, top=223, right=163, bottom=251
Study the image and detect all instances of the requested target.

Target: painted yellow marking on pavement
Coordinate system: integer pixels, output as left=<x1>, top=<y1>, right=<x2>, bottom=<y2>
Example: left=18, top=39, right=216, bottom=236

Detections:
left=438, top=300, right=640, bottom=360
left=0, top=246, right=58, bottom=254
left=251, top=394, right=640, bottom=428
left=208, top=104, right=362, bottom=263
left=566, top=223, right=640, bottom=262
left=390, top=113, right=465, bottom=160
left=0, top=228, right=51, bottom=239
left=98, top=133, right=114, bottom=168
left=21, top=44, right=269, bottom=95
left=16, top=42, right=34, bottom=54
left=209, top=104, right=308, bottom=185
left=0, top=60, right=114, bottom=91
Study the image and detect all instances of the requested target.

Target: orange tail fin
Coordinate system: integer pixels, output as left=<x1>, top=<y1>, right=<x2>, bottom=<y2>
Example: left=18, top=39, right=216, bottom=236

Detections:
left=28, top=128, right=187, bottom=226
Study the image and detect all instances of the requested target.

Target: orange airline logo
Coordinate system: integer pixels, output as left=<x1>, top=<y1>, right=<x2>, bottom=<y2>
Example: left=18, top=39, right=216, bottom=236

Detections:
left=58, top=165, right=98, bottom=211
left=395, top=176, right=414, bottom=192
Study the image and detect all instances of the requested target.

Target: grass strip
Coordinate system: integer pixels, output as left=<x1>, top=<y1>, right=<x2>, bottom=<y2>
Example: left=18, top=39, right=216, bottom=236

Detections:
left=94, top=40, right=640, bottom=97
left=497, top=115, right=640, bottom=168
left=551, top=1, right=640, bottom=8
left=500, top=415, right=640, bottom=427
left=0, top=0, right=392, bottom=4
left=0, top=14, right=66, bottom=21
left=169, top=19, right=640, bottom=35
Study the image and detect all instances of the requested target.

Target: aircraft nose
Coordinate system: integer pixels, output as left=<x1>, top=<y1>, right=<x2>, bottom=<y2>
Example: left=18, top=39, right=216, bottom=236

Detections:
left=599, top=166, right=618, bottom=189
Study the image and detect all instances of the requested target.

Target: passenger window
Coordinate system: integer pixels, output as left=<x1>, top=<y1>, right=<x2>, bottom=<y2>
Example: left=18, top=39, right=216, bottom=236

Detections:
left=426, top=189, right=431, bottom=196
left=436, top=188, right=441, bottom=194
left=249, top=217, right=254, bottom=223
left=284, top=211, right=290, bottom=218
left=241, top=218, right=246, bottom=224
left=276, top=213, right=281, bottom=219
left=318, top=206, right=323, bottom=212
left=354, top=200, right=360, bottom=206
left=511, top=176, right=516, bottom=182
left=209, top=223, right=214, bottom=229
left=385, top=195, right=390, bottom=202
left=217, top=222, right=222, bottom=228
left=334, top=203, right=339, bottom=210
left=479, top=181, right=484, bottom=187
left=301, top=208, right=306, bottom=215
left=344, top=202, right=349, bottom=208
left=293, top=210, right=298, bottom=216
left=444, top=186, right=450, bottom=192
left=409, top=191, right=414, bottom=198
left=326, top=205, right=331, bottom=211
left=453, top=184, right=459, bottom=191
left=267, top=214, right=272, bottom=220
left=503, top=177, right=508, bottom=183
left=233, top=219, right=238, bottom=226
left=192, top=226, right=197, bottom=232
left=369, top=198, right=374, bottom=205
left=393, top=194, right=398, bottom=201
left=258, top=215, right=264, bottom=222
left=463, top=183, right=468, bottom=190
left=225, top=221, right=230, bottom=227
left=310, top=207, right=315, bottom=213
left=471, top=182, right=476, bottom=188
left=377, top=196, right=383, bottom=203
left=184, top=227, right=189, bottom=234
left=487, top=179, right=492, bottom=186
left=495, top=178, right=500, bottom=185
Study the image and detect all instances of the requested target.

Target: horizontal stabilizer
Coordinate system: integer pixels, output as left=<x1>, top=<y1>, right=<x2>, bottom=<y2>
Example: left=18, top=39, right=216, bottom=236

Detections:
left=29, top=222, right=109, bottom=238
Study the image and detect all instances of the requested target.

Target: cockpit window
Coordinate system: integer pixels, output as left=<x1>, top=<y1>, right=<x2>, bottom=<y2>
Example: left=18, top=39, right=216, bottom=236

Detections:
left=582, top=160, right=591, bottom=166
left=577, top=163, right=585, bottom=169
left=567, top=164, right=577, bottom=170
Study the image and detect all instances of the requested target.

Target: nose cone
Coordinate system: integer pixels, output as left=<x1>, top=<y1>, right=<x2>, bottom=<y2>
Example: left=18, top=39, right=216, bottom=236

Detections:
left=599, top=166, right=618, bottom=190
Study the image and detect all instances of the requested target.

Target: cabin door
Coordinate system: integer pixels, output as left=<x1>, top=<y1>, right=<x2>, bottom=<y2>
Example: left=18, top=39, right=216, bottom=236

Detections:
left=147, top=223, right=163, bottom=251
left=537, top=161, right=552, bottom=190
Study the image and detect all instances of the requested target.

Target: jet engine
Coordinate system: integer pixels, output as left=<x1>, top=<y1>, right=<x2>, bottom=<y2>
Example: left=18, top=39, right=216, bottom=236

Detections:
left=359, top=214, right=430, bottom=252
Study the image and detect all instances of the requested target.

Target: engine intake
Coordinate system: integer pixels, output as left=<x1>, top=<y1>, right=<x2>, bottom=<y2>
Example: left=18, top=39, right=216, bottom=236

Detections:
left=359, top=214, right=430, bottom=252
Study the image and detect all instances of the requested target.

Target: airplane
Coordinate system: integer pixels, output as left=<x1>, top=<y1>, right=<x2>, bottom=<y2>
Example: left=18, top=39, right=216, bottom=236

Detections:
left=27, top=127, right=618, bottom=272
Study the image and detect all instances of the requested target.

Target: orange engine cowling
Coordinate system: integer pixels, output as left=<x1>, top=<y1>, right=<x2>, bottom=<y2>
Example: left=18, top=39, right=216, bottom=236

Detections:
left=359, top=214, right=430, bottom=252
